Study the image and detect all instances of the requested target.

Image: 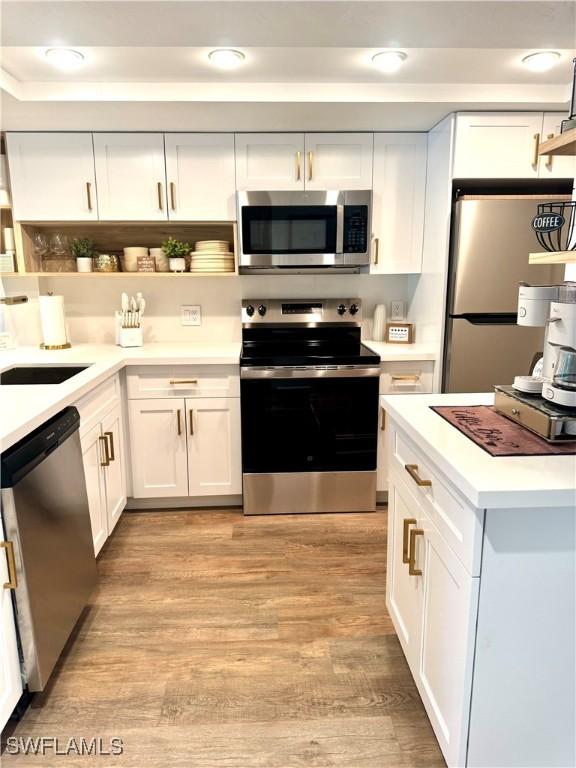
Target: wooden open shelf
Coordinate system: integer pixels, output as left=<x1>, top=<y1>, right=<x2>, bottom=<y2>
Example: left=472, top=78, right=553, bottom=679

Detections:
left=538, top=127, right=576, bottom=157
left=529, top=251, right=576, bottom=265
left=13, top=220, right=239, bottom=276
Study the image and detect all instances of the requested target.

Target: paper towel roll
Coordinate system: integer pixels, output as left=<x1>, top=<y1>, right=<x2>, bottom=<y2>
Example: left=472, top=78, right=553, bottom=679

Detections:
left=373, top=304, right=387, bottom=342
left=3, top=227, right=14, bottom=252
left=39, top=294, right=68, bottom=347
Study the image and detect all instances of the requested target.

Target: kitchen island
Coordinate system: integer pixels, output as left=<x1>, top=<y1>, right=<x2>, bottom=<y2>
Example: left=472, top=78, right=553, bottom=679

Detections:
left=382, top=392, right=575, bottom=768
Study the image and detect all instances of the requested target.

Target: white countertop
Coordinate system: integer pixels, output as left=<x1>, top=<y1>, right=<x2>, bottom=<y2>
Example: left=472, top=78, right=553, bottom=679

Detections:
left=363, top=340, right=437, bottom=361
left=0, top=342, right=241, bottom=451
left=383, top=392, right=576, bottom=510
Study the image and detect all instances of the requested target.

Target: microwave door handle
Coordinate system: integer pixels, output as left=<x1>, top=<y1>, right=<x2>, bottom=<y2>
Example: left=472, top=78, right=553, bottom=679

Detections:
left=336, top=205, right=344, bottom=253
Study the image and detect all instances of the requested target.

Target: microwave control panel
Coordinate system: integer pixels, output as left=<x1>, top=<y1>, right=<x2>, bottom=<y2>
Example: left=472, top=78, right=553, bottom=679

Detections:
left=343, top=206, right=369, bottom=253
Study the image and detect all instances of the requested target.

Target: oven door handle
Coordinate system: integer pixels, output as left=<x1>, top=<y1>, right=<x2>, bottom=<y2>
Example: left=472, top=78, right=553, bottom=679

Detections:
left=241, top=366, right=381, bottom=379
left=336, top=204, right=344, bottom=254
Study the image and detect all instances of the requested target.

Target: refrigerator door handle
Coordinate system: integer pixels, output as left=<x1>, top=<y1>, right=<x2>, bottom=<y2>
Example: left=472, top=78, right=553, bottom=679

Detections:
left=449, top=312, right=518, bottom=325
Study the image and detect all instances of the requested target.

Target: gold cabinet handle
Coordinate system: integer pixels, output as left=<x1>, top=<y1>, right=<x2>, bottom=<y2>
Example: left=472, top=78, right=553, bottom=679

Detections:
left=296, top=151, right=302, bottom=181
left=373, top=237, right=379, bottom=266
left=157, top=181, right=164, bottom=210
left=404, top=463, right=432, bottom=487
left=1, top=541, right=18, bottom=589
left=408, top=528, right=424, bottom=576
left=402, top=518, right=417, bottom=564
left=308, top=150, right=313, bottom=181
left=189, top=409, right=194, bottom=435
left=177, top=409, right=182, bottom=436
left=545, top=134, right=554, bottom=170
left=170, top=181, right=176, bottom=211
left=391, top=374, right=421, bottom=383
left=99, top=435, right=110, bottom=467
left=380, top=406, right=386, bottom=431
left=86, top=181, right=93, bottom=211
left=104, top=430, right=115, bottom=462
left=169, top=379, right=198, bottom=385
left=532, top=133, right=540, bottom=169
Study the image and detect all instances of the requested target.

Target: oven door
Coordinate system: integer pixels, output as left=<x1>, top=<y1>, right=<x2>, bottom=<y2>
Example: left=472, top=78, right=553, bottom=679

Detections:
left=241, top=373, right=379, bottom=474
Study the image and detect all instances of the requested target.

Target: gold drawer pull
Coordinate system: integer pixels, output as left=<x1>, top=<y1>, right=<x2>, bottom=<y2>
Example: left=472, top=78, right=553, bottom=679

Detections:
left=157, top=181, right=164, bottom=210
left=402, top=518, right=417, bottom=564
left=391, top=374, right=421, bottom=383
left=169, top=379, right=198, bottom=385
left=170, top=181, right=176, bottom=211
left=308, top=150, right=313, bottom=181
left=99, top=435, right=110, bottom=466
left=189, top=409, right=194, bottom=435
left=296, top=151, right=302, bottom=181
left=104, top=430, right=115, bottom=461
left=380, top=406, right=386, bottom=431
left=532, top=133, right=540, bottom=169
left=405, top=463, right=432, bottom=487
left=373, top=237, right=379, bottom=265
left=545, top=134, right=554, bottom=170
left=408, top=528, right=424, bottom=576
left=1, top=541, right=18, bottom=589
left=86, top=181, right=93, bottom=211
left=177, top=409, right=182, bottom=436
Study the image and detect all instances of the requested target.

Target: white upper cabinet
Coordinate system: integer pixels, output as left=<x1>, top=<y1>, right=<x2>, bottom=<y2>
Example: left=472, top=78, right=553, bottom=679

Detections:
left=453, top=113, right=543, bottom=178
left=186, top=398, right=242, bottom=496
left=540, top=113, right=576, bottom=179
left=6, top=132, right=98, bottom=221
left=93, top=133, right=167, bottom=220
left=371, top=133, right=427, bottom=274
left=235, top=133, right=305, bottom=190
left=304, top=133, right=373, bottom=190
left=165, top=133, right=236, bottom=221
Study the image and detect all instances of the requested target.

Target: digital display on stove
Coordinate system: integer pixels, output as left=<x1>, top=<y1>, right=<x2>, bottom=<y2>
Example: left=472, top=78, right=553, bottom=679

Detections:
left=281, top=303, right=323, bottom=315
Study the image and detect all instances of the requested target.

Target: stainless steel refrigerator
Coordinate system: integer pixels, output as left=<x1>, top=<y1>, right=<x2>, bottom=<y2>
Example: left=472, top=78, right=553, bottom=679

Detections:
left=443, top=195, right=568, bottom=393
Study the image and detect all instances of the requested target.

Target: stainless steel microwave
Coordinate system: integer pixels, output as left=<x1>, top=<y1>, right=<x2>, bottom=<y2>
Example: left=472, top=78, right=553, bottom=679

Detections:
left=237, top=190, right=372, bottom=273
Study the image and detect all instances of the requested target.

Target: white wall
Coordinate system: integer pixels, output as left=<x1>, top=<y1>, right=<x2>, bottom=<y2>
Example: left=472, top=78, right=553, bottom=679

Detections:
left=5, top=273, right=415, bottom=347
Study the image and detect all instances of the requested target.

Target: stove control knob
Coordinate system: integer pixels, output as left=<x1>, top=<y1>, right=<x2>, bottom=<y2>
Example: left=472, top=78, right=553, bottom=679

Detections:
left=337, top=304, right=347, bottom=316
left=245, top=304, right=255, bottom=317
left=349, top=303, right=359, bottom=316
left=258, top=304, right=267, bottom=317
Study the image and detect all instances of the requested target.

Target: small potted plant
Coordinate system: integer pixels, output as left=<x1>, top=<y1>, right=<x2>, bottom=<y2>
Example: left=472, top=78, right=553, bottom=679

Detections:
left=161, top=237, right=190, bottom=273
left=71, top=237, right=95, bottom=273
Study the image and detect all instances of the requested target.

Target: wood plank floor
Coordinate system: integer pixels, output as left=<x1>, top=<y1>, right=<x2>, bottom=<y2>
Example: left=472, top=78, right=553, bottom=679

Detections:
left=2, top=508, right=445, bottom=767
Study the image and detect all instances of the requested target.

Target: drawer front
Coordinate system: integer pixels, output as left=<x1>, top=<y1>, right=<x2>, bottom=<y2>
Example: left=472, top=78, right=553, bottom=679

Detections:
left=126, top=365, right=240, bottom=400
left=77, top=374, right=120, bottom=436
left=390, top=425, right=483, bottom=576
left=379, top=361, right=434, bottom=394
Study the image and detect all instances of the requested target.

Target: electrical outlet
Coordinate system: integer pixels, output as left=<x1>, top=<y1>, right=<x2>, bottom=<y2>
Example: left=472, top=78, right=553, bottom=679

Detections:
left=181, top=305, right=201, bottom=326
left=390, top=300, right=405, bottom=321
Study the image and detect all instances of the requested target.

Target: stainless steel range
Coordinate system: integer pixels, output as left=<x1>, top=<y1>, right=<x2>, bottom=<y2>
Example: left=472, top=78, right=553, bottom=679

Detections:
left=240, top=299, right=381, bottom=515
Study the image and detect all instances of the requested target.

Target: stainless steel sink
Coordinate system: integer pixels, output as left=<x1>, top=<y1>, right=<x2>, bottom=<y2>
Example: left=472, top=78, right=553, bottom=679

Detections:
left=0, top=366, right=90, bottom=385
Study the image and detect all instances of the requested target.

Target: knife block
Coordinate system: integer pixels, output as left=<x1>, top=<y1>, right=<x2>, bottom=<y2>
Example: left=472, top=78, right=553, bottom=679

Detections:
left=115, top=312, right=143, bottom=347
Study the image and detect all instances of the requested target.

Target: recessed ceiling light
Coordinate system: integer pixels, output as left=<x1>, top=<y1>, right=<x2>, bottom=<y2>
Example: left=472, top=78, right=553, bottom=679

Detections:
left=208, top=49, right=245, bottom=70
left=371, top=51, right=407, bottom=73
left=45, top=48, right=85, bottom=70
left=521, top=51, right=561, bottom=72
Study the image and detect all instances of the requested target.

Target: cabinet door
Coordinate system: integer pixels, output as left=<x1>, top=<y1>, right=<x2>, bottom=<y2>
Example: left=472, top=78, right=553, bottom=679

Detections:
left=186, top=397, right=242, bottom=496
left=128, top=398, right=188, bottom=498
left=6, top=132, right=97, bottom=221
left=417, top=519, right=479, bottom=768
left=102, top=405, right=126, bottom=534
left=165, top=133, right=236, bottom=221
left=93, top=133, right=167, bottom=220
left=371, top=133, right=426, bottom=274
left=80, top=422, right=108, bottom=555
left=304, top=133, right=373, bottom=190
left=376, top=400, right=388, bottom=493
left=453, top=113, right=543, bottom=178
left=386, top=474, right=426, bottom=672
left=540, top=113, right=576, bottom=179
left=0, top=516, right=23, bottom=731
left=235, top=133, right=305, bottom=190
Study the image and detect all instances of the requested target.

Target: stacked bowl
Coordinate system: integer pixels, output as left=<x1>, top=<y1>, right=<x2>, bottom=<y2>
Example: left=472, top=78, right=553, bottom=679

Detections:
left=190, top=241, right=235, bottom=274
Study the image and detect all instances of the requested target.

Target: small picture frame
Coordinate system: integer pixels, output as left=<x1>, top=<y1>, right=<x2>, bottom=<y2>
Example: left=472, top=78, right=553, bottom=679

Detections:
left=137, top=255, right=156, bottom=272
left=385, top=322, right=414, bottom=344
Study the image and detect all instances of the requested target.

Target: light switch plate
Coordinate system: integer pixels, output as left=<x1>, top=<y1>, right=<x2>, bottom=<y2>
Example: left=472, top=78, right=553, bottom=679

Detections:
left=390, top=300, right=405, bottom=321
left=181, top=305, right=201, bottom=326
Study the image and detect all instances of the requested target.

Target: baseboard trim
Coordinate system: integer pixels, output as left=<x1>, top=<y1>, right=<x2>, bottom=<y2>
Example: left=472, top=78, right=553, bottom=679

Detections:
left=126, top=495, right=243, bottom=510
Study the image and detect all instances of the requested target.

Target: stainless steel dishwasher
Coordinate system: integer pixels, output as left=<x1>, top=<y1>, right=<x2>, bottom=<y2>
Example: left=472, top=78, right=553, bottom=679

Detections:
left=1, top=406, right=97, bottom=691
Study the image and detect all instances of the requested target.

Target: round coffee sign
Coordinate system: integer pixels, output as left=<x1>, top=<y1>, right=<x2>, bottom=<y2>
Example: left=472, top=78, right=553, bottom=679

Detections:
left=531, top=213, right=565, bottom=233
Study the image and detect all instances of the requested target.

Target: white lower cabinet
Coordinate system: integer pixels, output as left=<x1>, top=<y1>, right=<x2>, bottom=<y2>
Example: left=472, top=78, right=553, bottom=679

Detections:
left=129, top=395, right=241, bottom=499
left=387, top=457, right=479, bottom=767
left=0, top=516, right=23, bottom=730
left=80, top=402, right=127, bottom=555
